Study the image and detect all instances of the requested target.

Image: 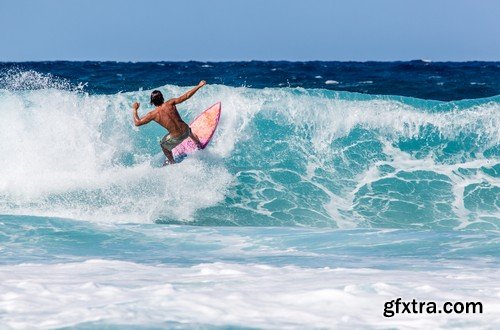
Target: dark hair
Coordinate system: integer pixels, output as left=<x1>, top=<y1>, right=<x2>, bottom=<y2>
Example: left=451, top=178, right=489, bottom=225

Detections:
left=150, top=90, right=164, bottom=106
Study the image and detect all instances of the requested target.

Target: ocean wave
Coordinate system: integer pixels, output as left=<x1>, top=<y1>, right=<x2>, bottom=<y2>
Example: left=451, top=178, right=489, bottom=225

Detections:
left=0, top=73, right=498, bottom=228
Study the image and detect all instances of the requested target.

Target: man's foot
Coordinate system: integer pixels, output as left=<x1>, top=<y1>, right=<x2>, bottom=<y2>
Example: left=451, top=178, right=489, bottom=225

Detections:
left=162, top=159, right=176, bottom=166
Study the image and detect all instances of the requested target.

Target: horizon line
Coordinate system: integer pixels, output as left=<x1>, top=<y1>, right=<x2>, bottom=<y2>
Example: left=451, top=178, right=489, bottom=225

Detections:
left=1, top=59, right=500, bottom=63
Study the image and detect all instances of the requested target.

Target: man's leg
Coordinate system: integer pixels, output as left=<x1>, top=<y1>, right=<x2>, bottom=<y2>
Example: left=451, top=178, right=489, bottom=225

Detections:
left=189, top=129, right=203, bottom=149
left=162, top=147, right=175, bottom=166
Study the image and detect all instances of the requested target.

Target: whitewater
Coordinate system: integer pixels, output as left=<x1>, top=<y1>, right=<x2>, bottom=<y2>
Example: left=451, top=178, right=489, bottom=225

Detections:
left=0, top=66, right=499, bottom=329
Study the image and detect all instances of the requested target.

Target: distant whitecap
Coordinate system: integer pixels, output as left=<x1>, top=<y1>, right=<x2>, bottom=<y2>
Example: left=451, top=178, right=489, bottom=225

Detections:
left=325, top=80, right=339, bottom=85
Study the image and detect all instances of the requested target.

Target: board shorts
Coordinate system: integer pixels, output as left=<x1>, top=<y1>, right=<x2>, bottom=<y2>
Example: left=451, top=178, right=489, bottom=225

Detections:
left=160, top=127, right=191, bottom=151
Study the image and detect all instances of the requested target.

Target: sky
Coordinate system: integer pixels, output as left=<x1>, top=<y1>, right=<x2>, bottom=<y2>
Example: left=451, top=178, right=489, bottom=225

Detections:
left=0, top=0, right=499, bottom=61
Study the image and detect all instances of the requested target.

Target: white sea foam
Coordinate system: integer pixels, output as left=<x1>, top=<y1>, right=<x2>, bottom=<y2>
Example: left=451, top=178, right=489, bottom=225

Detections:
left=0, top=86, right=235, bottom=223
left=0, top=260, right=498, bottom=329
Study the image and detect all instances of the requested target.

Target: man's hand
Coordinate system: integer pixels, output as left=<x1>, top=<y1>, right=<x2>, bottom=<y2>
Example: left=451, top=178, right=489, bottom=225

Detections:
left=198, top=80, right=206, bottom=88
left=132, top=102, right=140, bottom=111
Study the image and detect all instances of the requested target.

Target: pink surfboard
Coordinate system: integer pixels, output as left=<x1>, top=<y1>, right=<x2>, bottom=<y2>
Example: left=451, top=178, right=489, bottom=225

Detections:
left=172, top=102, right=221, bottom=158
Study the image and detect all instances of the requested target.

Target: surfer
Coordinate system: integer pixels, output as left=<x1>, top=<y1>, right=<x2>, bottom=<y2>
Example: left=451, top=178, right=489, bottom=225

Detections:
left=131, top=80, right=206, bottom=165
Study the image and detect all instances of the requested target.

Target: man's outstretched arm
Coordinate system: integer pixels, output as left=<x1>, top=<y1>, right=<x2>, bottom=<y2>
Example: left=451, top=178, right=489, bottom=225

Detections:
left=171, top=80, right=206, bottom=105
left=132, top=102, right=155, bottom=126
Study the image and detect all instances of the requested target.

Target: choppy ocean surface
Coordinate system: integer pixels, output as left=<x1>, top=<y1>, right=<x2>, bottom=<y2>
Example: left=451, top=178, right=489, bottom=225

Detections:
left=0, top=61, right=499, bottom=329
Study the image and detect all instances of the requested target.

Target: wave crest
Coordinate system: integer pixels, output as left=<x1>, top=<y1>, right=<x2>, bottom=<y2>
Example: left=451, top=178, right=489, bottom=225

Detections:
left=0, top=81, right=498, bottom=228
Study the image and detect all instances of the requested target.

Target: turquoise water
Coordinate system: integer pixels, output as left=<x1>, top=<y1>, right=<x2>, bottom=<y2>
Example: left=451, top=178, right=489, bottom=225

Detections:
left=1, top=85, right=498, bottom=228
left=2, top=215, right=499, bottom=269
left=0, top=67, right=499, bottom=328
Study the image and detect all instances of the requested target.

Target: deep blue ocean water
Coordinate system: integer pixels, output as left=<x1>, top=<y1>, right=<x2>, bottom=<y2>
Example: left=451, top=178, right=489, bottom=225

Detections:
left=0, top=61, right=499, bottom=328
left=2, top=61, right=499, bottom=100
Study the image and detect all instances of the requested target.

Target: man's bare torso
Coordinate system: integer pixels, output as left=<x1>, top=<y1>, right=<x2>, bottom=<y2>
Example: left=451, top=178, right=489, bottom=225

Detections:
left=153, top=101, right=189, bottom=137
